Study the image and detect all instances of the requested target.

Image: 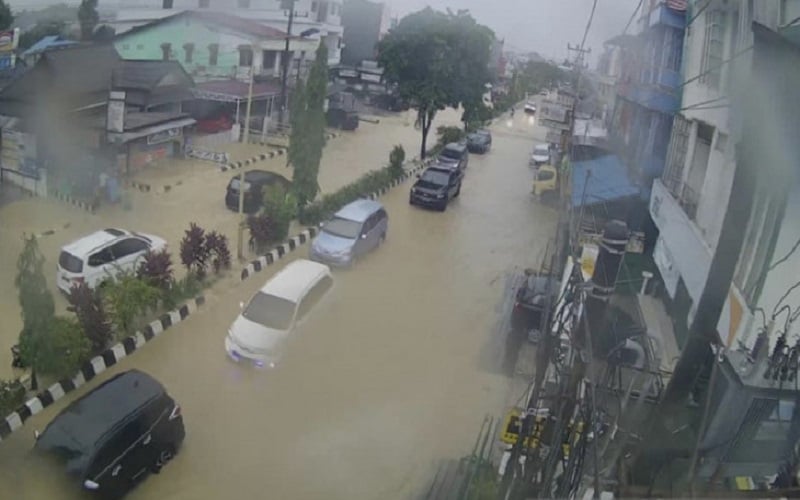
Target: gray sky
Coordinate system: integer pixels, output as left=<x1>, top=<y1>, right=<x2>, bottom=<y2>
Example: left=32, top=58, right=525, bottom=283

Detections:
left=387, top=0, right=641, bottom=62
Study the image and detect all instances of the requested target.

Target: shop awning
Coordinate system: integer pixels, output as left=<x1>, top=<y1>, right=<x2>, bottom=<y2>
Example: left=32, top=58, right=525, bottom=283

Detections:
left=107, top=117, right=196, bottom=144
left=192, top=79, right=280, bottom=103
left=571, top=154, right=639, bottom=208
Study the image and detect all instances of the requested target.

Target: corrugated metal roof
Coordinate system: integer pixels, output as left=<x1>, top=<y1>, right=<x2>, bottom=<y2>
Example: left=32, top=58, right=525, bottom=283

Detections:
left=571, top=154, right=640, bottom=208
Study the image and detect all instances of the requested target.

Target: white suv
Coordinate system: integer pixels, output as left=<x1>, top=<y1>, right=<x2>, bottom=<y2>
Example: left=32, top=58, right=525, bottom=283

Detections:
left=56, top=228, right=167, bottom=293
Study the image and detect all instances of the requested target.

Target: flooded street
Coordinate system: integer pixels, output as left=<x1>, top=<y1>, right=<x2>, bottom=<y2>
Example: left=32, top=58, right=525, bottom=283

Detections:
left=0, top=111, right=556, bottom=499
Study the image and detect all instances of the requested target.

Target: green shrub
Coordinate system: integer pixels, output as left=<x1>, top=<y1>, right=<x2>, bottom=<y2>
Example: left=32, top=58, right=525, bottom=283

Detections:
left=163, top=275, right=203, bottom=310
left=102, top=272, right=160, bottom=336
left=436, top=125, right=465, bottom=148
left=38, top=317, right=91, bottom=380
left=388, top=144, right=406, bottom=179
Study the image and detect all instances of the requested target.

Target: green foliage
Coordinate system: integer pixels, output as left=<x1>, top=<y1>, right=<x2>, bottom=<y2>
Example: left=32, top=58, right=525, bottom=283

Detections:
left=378, top=8, right=494, bottom=158
left=18, top=21, right=67, bottom=50
left=0, top=0, right=13, bottom=31
left=263, top=184, right=297, bottom=242
left=102, top=272, right=160, bottom=336
left=289, top=43, right=328, bottom=207
left=15, top=236, right=55, bottom=381
left=0, top=379, right=25, bottom=416
left=77, top=0, right=98, bottom=41
left=37, top=317, right=90, bottom=380
left=162, top=275, right=203, bottom=311
left=388, top=144, right=405, bottom=179
left=520, top=61, right=565, bottom=95
left=436, top=125, right=465, bottom=148
left=462, top=100, right=493, bottom=131
left=299, top=167, right=396, bottom=226
left=68, top=282, right=112, bottom=353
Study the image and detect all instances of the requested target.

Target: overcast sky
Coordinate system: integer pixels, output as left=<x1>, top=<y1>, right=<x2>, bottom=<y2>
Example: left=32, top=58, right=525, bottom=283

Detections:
left=388, top=0, right=641, bottom=62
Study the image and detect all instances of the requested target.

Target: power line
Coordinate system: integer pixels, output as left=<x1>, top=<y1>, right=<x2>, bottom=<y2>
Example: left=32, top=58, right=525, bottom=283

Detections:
left=580, top=0, right=600, bottom=54
left=676, top=44, right=753, bottom=91
left=622, top=0, right=645, bottom=35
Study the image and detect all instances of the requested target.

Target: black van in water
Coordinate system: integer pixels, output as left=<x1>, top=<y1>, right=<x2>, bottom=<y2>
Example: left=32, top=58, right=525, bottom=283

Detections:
left=225, top=169, right=292, bottom=213
left=35, top=370, right=185, bottom=499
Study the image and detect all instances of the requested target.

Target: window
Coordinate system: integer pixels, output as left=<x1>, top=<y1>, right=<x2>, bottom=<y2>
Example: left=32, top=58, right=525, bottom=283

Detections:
left=198, top=0, right=210, bottom=7
left=243, top=292, right=297, bottom=330
left=162, top=0, right=174, bottom=8
left=297, top=275, right=333, bottom=321
left=160, top=43, right=171, bottom=61
left=537, top=170, right=555, bottom=181
left=122, top=43, right=130, bottom=50
left=238, top=0, right=251, bottom=6
left=262, top=50, right=277, bottom=70
left=111, top=238, right=149, bottom=259
left=88, top=248, right=114, bottom=267
left=322, top=217, right=362, bottom=239
left=59, top=251, right=84, bottom=273
left=183, top=43, right=194, bottom=63
left=700, top=10, right=725, bottom=89
left=311, top=0, right=318, bottom=11
left=208, top=44, right=219, bottom=66
left=663, top=115, right=690, bottom=197
left=239, top=46, right=253, bottom=67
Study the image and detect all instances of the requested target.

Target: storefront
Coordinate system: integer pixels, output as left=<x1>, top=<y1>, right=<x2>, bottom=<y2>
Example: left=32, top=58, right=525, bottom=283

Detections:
left=106, top=115, right=195, bottom=175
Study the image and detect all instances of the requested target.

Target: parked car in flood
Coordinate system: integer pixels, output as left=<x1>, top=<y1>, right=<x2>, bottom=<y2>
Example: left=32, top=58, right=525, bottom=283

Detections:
left=226, top=259, right=333, bottom=368
left=530, top=144, right=551, bottom=166
left=309, top=199, right=388, bottom=267
left=436, top=142, right=470, bottom=172
left=409, top=165, right=462, bottom=211
left=466, top=129, right=492, bottom=154
left=524, top=101, right=537, bottom=114
left=225, top=169, right=291, bottom=213
left=57, top=228, right=166, bottom=294
left=35, top=370, right=185, bottom=499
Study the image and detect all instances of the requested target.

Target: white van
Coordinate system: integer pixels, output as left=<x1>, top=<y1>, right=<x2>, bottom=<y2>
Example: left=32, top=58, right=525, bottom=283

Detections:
left=56, top=228, right=166, bottom=293
left=226, top=259, right=333, bottom=367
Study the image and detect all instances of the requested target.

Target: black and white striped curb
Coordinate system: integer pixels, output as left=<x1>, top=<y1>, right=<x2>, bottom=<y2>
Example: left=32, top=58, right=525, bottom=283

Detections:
left=48, top=190, right=97, bottom=213
left=241, top=227, right=318, bottom=280
left=126, top=179, right=184, bottom=195
left=239, top=160, right=430, bottom=281
left=220, top=147, right=288, bottom=172
left=0, top=295, right=205, bottom=442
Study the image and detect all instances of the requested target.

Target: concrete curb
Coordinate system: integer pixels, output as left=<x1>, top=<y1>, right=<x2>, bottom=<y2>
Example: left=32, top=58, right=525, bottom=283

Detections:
left=239, top=159, right=430, bottom=282
left=0, top=295, right=206, bottom=442
left=47, top=190, right=96, bottom=213
left=220, top=147, right=287, bottom=173
left=240, top=227, right=318, bottom=280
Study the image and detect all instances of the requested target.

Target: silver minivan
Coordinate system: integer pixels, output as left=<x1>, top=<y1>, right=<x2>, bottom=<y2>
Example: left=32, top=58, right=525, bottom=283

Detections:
left=309, top=199, right=388, bottom=266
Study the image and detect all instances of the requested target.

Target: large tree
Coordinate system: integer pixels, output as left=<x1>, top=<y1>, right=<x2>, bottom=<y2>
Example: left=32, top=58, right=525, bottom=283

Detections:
left=378, top=8, right=494, bottom=158
left=15, top=236, right=55, bottom=390
left=289, top=43, right=328, bottom=208
left=77, top=0, right=99, bottom=41
left=0, top=0, right=13, bottom=31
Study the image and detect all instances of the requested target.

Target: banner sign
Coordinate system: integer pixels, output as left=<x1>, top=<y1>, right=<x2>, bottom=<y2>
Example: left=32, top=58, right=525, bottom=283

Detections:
left=107, top=91, right=126, bottom=134
left=0, top=29, right=18, bottom=53
left=147, top=127, right=181, bottom=145
left=185, top=146, right=229, bottom=164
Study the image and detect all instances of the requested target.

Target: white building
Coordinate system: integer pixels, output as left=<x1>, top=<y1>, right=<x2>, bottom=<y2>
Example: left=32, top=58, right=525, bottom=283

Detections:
left=106, top=0, right=343, bottom=66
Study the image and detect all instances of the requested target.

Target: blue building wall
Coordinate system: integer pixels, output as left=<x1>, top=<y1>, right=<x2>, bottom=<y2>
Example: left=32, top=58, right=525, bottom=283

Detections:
left=612, top=2, right=685, bottom=199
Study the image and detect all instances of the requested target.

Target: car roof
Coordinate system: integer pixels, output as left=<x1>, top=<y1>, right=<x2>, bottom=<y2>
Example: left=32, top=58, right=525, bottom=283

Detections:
left=443, top=142, right=466, bottom=152
left=334, top=198, right=383, bottom=222
left=61, top=228, right=129, bottom=257
left=534, top=144, right=550, bottom=151
left=425, top=165, right=454, bottom=175
left=36, top=370, right=166, bottom=460
left=259, top=259, right=331, bottom=301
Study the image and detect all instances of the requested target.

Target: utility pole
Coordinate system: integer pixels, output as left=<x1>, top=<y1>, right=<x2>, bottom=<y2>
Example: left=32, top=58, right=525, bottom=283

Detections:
left=278, top=0, right=296, bottom=127
left=237, top=57, right=256, bottom=260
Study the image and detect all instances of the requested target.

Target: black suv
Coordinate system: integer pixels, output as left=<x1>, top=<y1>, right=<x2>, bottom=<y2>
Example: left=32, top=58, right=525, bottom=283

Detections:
left=35, top=370, right=185, bottom=499
left=409, top=166, right=462, bottom=211
left=466, top=129, right=492, bottom=154
left=436, top=142, right=469, bottom=172
left=225, top=169, right=291, bottom=213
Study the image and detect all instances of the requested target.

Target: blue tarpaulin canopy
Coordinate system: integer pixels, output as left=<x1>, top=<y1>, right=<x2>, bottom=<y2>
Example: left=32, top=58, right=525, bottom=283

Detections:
left=571, top=154, right=639, bottom=207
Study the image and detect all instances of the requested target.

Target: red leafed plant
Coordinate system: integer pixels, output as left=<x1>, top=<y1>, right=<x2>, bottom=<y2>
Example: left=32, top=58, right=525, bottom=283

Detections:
left=137, top=248, right=174, bottom=290
left=206, top=230, right=231, bottom=274
left=180, top=223, right=210, bottom=279
left=68, top=281, right=112, bottom=353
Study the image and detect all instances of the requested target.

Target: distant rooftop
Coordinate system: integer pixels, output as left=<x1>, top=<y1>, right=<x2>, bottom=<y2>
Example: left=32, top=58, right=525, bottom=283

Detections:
left=21, top=36, right=78, bottom=59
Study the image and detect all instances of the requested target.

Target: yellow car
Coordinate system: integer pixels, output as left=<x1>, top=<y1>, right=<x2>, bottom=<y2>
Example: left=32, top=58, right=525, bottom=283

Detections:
left=532, top=164, right=558, bottom=196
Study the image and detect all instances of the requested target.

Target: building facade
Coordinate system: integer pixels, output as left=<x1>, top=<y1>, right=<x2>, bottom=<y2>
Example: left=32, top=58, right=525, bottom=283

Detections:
left=339, top=0, right=389, bottom=67
left=108, top=0, right=343, bottom=66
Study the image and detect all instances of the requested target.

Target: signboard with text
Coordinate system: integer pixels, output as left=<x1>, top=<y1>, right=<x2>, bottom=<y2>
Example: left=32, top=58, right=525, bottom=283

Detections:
left=147, top=127, right=181, bottom=145
left=185, top=146, right=229, bottom=164
left=107, top=91, right=126, bottom=133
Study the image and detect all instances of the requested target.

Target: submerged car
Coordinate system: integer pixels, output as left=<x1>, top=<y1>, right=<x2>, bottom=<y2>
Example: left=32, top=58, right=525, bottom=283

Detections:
left=466, top=129, right=492, bottom=154
left=530, top=144, right=551, bottom=166
left=310, top=199, right=388, bottom=267
left=225, top=169, right=292, bottom=213
left=35, top=370, right=185, bottom=499
left=409, top=166, right=462, bottom=211
left=226, top=259, right=333, bottom=367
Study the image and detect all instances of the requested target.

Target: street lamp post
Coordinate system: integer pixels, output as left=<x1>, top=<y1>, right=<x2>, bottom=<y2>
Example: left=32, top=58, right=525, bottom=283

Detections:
left=237, top=52, right=256, bottom=260
left=278, top=0, right=296, bottom=127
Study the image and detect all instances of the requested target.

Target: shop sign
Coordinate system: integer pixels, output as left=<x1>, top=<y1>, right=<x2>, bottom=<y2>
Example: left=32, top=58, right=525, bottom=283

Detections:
left=147, top=127, right=181, bottom=145
left=360, top=72, right=381, bottom=83
left=107, top=91, right=126, bottom=133
left=539, top=101, right=569, bottom=122
left=185, top=146, right=229, bottom=164
left=339, top=69, right=358, bottom=78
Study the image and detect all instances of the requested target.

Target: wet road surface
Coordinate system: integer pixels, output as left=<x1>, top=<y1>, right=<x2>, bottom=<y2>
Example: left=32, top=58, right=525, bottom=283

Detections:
left=0, top=110, right=556, bottom=499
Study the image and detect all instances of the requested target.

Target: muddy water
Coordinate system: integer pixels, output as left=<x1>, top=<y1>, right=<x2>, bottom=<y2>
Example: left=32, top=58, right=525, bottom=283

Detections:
left=0, top=111, right=555, bottom=499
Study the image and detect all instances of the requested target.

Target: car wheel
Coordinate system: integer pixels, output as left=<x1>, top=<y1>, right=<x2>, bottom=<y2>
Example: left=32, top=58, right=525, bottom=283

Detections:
left=454, top=185, right=461, bottom=197
left=151, top=444, right=176, bottom=474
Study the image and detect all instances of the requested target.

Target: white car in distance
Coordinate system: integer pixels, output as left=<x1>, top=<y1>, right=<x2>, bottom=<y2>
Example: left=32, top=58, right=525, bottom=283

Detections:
left=226, top=259, right=333, bottom=368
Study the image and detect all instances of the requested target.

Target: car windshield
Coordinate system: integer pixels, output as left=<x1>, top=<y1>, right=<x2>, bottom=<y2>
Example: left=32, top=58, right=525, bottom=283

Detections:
left=242, top=292, right=296, bottom=330
left=322, top=216, right=363, bottom=239
left=440, top=148, right=461, bottom=160
left=58, top=251, right=83, bottom=273
left=229, top=179, right=251, bottom=192
left=420, top=170, right=450, bottom=185
left=534, top=146, right=549, bottom=155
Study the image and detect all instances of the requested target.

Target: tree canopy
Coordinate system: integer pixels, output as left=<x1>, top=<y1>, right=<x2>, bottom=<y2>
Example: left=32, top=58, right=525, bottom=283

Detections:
left=78, top=0, right=99, bottom=41
left=378, top=8, right=494, bottom=158
left=0, top=0, right=13, bottom=31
